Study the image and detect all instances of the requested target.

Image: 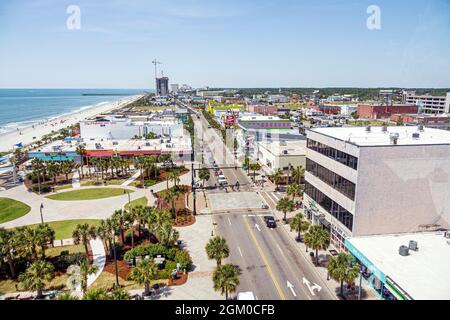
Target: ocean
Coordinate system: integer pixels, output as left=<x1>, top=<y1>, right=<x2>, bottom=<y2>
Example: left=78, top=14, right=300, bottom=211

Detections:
left=0, top=89, right=146, bottom=134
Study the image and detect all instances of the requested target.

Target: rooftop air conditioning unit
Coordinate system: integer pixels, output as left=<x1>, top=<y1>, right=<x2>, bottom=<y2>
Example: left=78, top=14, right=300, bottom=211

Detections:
left=382, top=126, right=388, bottom=133
left=418, top=124, right=424, bottom=132
left=366, top=126, right=371, bottom=132
left=390, top=132, right=400, bottom=145
left=283, top=150, right=288, bottom=155
left=399, top=245, right=409, bottom=256
left=444, top=231, right=450, bottom=239
left=113, top=141, right=118, bottom=145
left=409, top=240, right=418, bottom=251
left=146, top=142, right=150, bottom=146
left=412, top=133, right=420, bottom=139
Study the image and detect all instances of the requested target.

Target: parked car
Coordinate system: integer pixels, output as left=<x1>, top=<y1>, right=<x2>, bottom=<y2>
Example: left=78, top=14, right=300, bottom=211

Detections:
left=217, top=175, right=228, bottom=185
left=263, top=216, right=276, bottom=228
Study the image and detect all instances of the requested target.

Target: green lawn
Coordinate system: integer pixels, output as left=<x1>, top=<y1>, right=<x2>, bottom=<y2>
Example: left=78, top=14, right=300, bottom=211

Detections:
left=54, top=185, right=73, bottom=191
left=125, top=196, right=148, bottom=210
left=81, top=179, right=125, bottom=187
left=46, top=188, right=134, bottom=201
left=26, top=220, right=102, bottom=240
left=0, top=198, right=31, bottom=224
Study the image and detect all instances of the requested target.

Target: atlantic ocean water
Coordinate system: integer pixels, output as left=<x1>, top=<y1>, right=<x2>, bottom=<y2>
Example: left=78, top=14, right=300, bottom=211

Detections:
left=0, top=89, right=145, bottom=134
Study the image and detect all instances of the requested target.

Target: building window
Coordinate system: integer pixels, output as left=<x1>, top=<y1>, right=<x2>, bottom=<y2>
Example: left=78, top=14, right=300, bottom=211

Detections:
left=307, top=139, right=358, bottom=170
left=305, top=182, right=354, bottom=231
left=306, top=159, right=356, bottom=200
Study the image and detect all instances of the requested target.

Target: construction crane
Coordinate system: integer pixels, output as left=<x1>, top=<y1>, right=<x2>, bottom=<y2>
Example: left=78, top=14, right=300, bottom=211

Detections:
left=152, top=59, right=162, bottom=80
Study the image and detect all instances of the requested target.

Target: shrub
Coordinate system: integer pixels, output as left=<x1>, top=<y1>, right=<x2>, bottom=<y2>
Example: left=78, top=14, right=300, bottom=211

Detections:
left=32, top=184, right=51, bottom=193
left=156, top=269, right=171, bottom=280
left=123, top=244, right=167, bottom=261
left=164, top=260, right=177, bottom=272
left=53, top=252, right=85, bottom=271
left=175, top=250, right=192, bottom=271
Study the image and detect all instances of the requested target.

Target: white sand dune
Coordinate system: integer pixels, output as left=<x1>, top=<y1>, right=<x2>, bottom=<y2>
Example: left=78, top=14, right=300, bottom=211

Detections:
left=0, top=95, right=143, bottom=153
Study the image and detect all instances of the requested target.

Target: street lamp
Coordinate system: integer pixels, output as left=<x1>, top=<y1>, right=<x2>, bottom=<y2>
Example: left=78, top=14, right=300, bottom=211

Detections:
left=40, top=203, right=44, bottom=224
left=124, top=189, right=131, bottom=208
left=112, top=229, right=120, bottom=288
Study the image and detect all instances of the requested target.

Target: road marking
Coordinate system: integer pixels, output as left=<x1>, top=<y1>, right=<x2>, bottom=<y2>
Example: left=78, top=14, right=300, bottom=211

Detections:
left=287, top=281, right=297, bottom=297
left=237, top=246, right=243, bottom=257
left=254, top=223, right=261, bottom=232
left=276, top=244, right=283, bottom=254
left=302, top=277, right=322, bottom=296
left=243, top=216, right=285, bottom=300
left=228, top=217, right=232, bottom=225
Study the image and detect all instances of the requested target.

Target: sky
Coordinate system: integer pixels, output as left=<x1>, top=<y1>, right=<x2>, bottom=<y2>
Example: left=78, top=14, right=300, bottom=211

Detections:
left=0, top=0, right=449, bottom=89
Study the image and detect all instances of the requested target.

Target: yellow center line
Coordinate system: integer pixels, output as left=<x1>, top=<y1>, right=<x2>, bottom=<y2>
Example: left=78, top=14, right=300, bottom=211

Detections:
left=243, top=215, right=286, bottom=300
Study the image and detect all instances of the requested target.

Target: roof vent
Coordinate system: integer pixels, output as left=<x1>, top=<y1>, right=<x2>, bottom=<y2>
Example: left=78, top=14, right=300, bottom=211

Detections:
left=444, top=231, right=450, bottom=239
left=389, top=132, right=400, bottom=145
left=412, top=133, right=420, bottom=139
left=365, top=126, right=371, bottom=132
left=409, top=240, right=418, bottom=251
left=382, top=126, right=388, bottom=133
left=399, top=245, right=409, bottom=256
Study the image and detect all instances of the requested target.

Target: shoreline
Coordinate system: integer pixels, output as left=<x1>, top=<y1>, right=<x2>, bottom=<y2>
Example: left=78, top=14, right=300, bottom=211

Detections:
left=0, top=95, right=143, bottom=153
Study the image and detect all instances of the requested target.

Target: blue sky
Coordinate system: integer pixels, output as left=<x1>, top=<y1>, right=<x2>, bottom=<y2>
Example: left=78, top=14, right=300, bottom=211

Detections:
left=0, top=0, right=449, bottom=89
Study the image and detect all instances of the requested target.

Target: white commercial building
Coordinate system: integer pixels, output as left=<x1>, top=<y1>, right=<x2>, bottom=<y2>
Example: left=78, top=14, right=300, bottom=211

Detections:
left=304, top=126, right=450, bottom=250
left=80, top=114, right=184, bottom=140
left=403, top=90, right=450, bottom=114
left=256, top=140, right=307, bottom=176
left=345, top=231, right=450, bottom=300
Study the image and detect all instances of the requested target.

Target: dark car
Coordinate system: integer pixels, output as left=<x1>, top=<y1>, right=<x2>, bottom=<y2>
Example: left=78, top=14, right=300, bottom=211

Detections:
left=263, top=216, right=276, bottom=228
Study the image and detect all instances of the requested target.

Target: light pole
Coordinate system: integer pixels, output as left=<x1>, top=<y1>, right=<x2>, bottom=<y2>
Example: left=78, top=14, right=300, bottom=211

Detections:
left=40, top=203, right=44, bottom=224
left=124, top=189, right=131, bottom=208
left=112, top=229, right=120, bottom=288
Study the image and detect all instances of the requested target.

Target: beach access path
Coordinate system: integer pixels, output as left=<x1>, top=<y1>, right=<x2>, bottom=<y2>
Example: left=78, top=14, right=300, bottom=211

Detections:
left=0, top=95, right=143, bottom=153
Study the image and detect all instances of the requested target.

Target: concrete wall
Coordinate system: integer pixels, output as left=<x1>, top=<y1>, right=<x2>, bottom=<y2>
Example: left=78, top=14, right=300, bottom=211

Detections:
left=353, top=145, right=450, bottom=236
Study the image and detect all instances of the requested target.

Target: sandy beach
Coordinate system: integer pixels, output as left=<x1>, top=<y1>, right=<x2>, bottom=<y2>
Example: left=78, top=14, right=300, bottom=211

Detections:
left=0, top=95, right=143, bottom=153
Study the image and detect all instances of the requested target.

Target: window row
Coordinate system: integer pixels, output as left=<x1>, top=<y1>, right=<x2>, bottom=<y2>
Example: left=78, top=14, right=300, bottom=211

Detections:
left=305, top=182, right=354, bottom=231
left=306, top=159, right=356, bottom=200
left=307, top=139, right=358, bottom=170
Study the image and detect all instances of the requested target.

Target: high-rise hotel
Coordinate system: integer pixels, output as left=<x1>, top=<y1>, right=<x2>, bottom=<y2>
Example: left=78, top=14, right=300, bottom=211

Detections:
left=303, top=126, right=450, bottom=250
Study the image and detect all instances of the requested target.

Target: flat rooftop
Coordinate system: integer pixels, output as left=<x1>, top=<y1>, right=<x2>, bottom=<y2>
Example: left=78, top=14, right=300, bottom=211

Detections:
left=258, top=140, right=307, bottom=156
left=347, top=232, right=450, bottom=300
left=309, top=126, right=450, bottom=146
left=239, top=115, right=288, bottom=121
left=31, top=139, right=78, bottom=153
left=83, top=137, right=191, bottom=153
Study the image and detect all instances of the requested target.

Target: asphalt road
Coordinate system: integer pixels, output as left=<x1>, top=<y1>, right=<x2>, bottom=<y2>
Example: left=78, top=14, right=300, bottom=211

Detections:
left=180, top=102, right=336, bottom=300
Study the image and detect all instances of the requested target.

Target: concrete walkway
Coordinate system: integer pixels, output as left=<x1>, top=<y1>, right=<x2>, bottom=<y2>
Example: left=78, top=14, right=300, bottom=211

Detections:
left=121, top=170, right=140, bottom=187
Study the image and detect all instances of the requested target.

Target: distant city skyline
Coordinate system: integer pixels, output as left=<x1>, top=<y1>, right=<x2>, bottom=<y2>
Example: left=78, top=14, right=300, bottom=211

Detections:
left=1, top=0, right=449, bottom=89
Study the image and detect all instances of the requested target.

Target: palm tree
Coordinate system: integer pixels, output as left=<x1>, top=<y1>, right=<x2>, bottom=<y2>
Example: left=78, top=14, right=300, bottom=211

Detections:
left=131, top=205, right=147, bottom=239
left=31, top=158, right=45, bottom=194
left=249, top=162, right=261, bottom=182
left=206, top=236, right=230, bottom=267
left=124, top=209, right=136, bottom=248
left=67, top=257, right=98, bottom=295
left=289, top=214, right=310, bottom=242
left=16, top=226, right=39, bottom=261
left=19, top=260, right=55, bottom=299
left=111, top=287, right=130, bottom=300
left=0, top=228, right=18, bottom=278
left=47, top=162, right=60, bottom=185
left=134, top=156, right=146, bottom=187
left=128, top=259, right=158, bottom=297
left=83, top=288, right=111, bottom=300
left=286, top=183, right=303, bottom=201
left=61, top=160, right=74, bottom=183
left=96, top=219, right=113, bottom=256
left=327, top=253, right=360, bottom=297
left=72, top=223, right=97, bottom=257
left=111, top=210, right=127, bottom=244
left=168, top=169, right=181, bottom=186
left=35, top=224, right=55, bottom=259
left=76, top=145, right=86, bottom=179
left=291, top=166, right=305, bottom=185
left=304, top=225, right=330, bottom=266
left=198, top=168, right=211, bottom=188
left=271, top=168, right=284, bottom=191
left=276, top=197, right=295, bottom=224
left=156, top=221, right=179, bottom=247
left=212, top=264, right=241, bottom=300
